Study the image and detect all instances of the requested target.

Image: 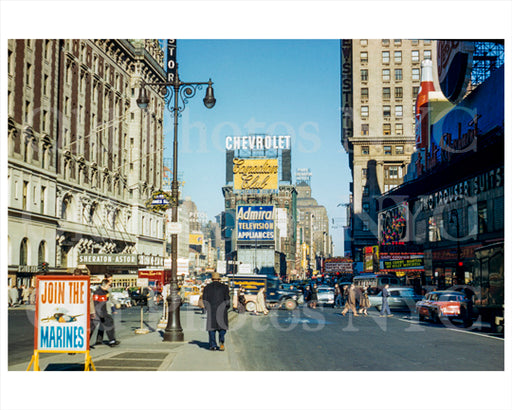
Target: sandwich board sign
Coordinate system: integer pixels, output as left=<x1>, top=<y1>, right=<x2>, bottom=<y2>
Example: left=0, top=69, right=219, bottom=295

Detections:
left=27, top=275, right=95, bottom=371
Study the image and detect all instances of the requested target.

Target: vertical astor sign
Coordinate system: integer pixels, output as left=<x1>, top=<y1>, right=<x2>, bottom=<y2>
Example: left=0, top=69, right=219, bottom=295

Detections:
left=167, top=39, right=177, bottom=83
left=35, top=275, right=90, bottom=352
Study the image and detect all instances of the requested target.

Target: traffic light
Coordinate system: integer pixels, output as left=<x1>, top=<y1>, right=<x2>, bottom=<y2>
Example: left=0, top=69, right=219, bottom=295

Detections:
left=39, top=262, right=49, bottom=272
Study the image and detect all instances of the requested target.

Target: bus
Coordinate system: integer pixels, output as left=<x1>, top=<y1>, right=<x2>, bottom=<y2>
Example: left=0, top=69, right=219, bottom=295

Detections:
left=473, top=242, right=504, bottom=332
left=352, top=274, right=402, bottom=295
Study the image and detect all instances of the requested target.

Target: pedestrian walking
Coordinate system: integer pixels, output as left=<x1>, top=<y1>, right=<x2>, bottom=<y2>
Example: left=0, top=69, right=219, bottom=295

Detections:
left=358, top=285, right=371, bottom=315
left=8, top=285, right=18, bottom=307
left=380, top=284, right=393, bottom=317
left=22, top=285, right=30, bottom=305
left=18, top=285, right=24, bottom=305
left=341, top=283, right=359, bottom=316
left=342, top=284, right=349, bottom=306
left=91, top=279, right=120, bottom=347
left=310, top=283, right=318, bottom=309
left=303, top=285, right=312, bottom=306
left=255, top=287, right=269, bottom=315
left=202, top=272, right=230, bottom=351
left=237, top=287, right=246, bottom=314
left=334, top=284, right=343, bottom=308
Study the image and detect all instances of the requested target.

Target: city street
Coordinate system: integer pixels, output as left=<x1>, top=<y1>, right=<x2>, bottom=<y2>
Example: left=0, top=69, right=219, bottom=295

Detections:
left=8, top=304, right=503, bottom=371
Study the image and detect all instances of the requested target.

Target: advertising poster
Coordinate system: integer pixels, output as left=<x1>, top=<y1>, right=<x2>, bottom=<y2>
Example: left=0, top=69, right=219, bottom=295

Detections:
left=35, top=275, right=90, bottom=352
left=233, top=158, right=278, bottom=191
left=236, top=205, right=275, bottom=242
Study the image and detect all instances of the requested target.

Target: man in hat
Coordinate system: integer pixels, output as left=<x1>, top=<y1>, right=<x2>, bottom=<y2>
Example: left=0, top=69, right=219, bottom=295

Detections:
left=202, top=272, right=230, bottom=351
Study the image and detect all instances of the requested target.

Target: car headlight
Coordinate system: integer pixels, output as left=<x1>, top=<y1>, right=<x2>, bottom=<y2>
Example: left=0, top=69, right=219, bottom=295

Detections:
left=292, top=295, right=297, bottom=300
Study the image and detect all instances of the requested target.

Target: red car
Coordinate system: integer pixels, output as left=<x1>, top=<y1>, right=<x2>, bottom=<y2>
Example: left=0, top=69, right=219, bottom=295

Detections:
left=416, top=291, right=473, bottom=327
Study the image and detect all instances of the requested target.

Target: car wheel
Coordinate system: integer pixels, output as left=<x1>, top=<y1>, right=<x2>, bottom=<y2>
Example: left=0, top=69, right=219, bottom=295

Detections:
left=245, top=301, right=256, bottom=312
left=284, top=299, right=297, bottom=311
left=418, top=314, right=426, bottom=322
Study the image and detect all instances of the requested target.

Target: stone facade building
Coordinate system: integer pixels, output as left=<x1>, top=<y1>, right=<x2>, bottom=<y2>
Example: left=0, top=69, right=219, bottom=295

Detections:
left=8, top=39, right=167, bottom=286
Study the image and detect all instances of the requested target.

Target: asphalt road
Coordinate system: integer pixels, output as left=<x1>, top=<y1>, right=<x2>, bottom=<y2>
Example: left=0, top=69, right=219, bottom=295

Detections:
left=228, top=305, right=504, bottom=371
left=8, top=304, right=504, bottom=371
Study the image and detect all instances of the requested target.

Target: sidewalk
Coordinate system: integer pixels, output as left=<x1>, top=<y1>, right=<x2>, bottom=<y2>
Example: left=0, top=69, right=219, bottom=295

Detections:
left=9, top=306, right=240, bottom=371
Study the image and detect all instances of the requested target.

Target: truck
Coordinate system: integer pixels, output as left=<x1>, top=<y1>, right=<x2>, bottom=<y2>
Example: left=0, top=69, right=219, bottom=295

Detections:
left=228, top=274, right=300, bottom=311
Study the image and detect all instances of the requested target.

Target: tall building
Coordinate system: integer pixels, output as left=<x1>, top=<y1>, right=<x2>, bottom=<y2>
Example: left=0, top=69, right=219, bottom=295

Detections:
left=340, top=39, right=438, bottom=272
left=295, top=170, right=332, bottom=277
left=8, top=39, right=167, bottom=287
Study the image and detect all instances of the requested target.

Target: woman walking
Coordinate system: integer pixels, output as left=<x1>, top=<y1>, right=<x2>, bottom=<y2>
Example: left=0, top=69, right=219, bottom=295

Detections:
left=358, top=285, right=371, bottom=315
left=255, top=287, right=269, bottom=315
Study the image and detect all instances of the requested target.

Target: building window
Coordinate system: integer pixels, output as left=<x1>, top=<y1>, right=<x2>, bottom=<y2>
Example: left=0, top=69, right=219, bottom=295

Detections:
left=362, top=202, right=370, bottom=213
left=395, top=105, right=403, bottom=117
left=394, top=39, right=402, bottom=46
left=361, top=145, right=370, bottom=154
left=360, top=51, right=368, bottom=64
left=383, top=105, right=391, bottom=117
left=412, top=50, right=420, bottom=62
left=382, top=69, right=390, bottom=81
left=40, top=186, right=46, bottom=214
left=361, top=125, right=369, bottom=136
left=395, top=87, right=403, bottom=99
left=20, top=238, right=28, bottom=266
left=383, top=123, right=391, bottom=135
left=362, top=168, right=368, bottom=178
left=382, top=51, right=390, bottom=64
left=386, top=166, right=399, bottom=179
left=361, top=106, right=369, bottom=117
left=411, top=40, right=419, bottom=46
left=361, top=87, right=369, bottom=99
left=423, top=40, right=432, bottom=45
left=424, top=49, right=432, bottom=60
left=361, top=69, right=368, bottom=82
left=429, top=216, right=442, bottom=242
left=478, top=202, right=488, bottom=234
left=38, top=241, right=46, bottom=264
left=23, top=181, right=28, bottom=209
left=360, top=39, right=368, bottom=46
left=383, top=87, right=391, bottom=100
left=384, top=146, right=392, bottom=155
left=412, top=68, right=420, bottom=81
left=413, top=86, right=419, bottom=98
left=363, top=186, right=369, bottom=196
left=25, top=101, right=31, bottom=123
left=382, top=39, right=390, bottom=46
left=394, top=51, right=402, bottom=64
left=395, top=68, right=403, bottom=81
left=26, top=63, right=32, bottom=86
left=395, top=145, right=404, bottom=154
left=395, top=125, right=403, bottom=136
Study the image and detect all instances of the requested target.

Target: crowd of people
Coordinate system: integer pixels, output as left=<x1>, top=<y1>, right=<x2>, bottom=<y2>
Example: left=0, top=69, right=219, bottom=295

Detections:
left=8, top=284, right=36, bottom=307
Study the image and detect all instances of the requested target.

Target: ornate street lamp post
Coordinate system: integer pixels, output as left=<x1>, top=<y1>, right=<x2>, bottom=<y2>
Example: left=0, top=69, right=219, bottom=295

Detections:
left=137, top=52, right=215, bottom=342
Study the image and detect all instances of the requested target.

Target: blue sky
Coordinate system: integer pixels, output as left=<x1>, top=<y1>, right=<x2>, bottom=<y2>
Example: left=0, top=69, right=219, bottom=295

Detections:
left=163, top=39, right=350, bottom=254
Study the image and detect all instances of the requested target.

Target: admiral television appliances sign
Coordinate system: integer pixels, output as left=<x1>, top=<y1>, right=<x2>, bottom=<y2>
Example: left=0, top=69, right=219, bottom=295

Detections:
left=236, top=205, right=275, bottom=242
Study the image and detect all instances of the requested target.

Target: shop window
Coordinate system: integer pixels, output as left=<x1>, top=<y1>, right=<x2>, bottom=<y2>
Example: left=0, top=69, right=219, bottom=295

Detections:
left=478, top=201, right=488, bottom=234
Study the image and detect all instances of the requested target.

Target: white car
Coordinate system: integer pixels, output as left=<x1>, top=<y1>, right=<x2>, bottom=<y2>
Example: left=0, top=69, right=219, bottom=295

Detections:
left=316, top=286, right=335, bottom=307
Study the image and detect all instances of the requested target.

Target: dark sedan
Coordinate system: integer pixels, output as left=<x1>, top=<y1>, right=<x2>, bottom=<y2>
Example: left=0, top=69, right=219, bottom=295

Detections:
left=368, top=287, right=423, bottom=312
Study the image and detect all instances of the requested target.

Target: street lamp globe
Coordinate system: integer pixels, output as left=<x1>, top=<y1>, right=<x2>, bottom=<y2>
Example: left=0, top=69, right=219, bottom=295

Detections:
left=203, top=79, right=216, bottom=109
left=136, top=86, right=150, bottom=109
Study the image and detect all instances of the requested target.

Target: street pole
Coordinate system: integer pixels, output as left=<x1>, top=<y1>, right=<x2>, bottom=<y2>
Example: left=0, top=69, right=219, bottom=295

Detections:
left=137, top=46, right=215, bottom=342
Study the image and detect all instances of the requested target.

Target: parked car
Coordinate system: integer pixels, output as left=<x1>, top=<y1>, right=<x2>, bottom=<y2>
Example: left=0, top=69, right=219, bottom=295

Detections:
left=316, top=286, right=335, bottom=307
left=369, top=287, right=423, bottom=312
left=416, top=290, right=473, bottom=327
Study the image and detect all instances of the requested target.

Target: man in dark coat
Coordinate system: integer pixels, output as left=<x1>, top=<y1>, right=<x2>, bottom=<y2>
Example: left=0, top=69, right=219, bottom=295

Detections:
left=202, top=272, right=230, bottom=351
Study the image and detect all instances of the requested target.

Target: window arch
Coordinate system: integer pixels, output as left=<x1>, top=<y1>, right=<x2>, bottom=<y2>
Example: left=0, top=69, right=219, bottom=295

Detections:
left=62, top=194, right=73, bottom=221
left=38, top=241, right=46, bottom=263
left=19, top=238, right=28, bottom=266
